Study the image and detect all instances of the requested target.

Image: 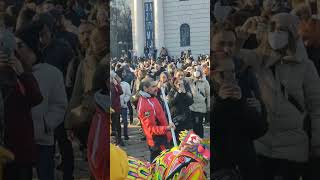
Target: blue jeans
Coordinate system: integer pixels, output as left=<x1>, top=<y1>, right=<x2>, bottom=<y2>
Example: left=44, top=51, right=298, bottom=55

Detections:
left=36, top=145, right=55, bottom=180
left=121, top=108, right=128, bottom=137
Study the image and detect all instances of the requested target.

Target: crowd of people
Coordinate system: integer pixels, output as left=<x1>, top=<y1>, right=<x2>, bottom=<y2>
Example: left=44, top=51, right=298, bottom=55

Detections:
left=6, top=0, right=320, bottom=179
left=212, top=0, right=320, bottom=180
left=109, top=50, right=211, bottom=161
left=0, top=0, right=108, bottom=179
left=0, top=0, right=212, bottom=179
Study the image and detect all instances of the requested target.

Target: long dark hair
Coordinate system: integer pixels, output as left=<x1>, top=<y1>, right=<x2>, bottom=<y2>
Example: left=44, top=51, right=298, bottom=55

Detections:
left=93, top=61, right=110, bottom=94
left=15, top=22, right=44, bottom=64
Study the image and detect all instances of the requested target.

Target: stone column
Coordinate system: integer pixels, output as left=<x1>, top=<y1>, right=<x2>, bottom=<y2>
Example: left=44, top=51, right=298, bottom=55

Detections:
left=154, top=0, right=165, bottom=50
left=133, top=0, right=145, bottom=57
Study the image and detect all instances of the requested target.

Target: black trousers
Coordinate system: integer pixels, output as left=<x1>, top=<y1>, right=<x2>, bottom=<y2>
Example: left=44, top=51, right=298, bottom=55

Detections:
left=55, top=123, right=74, bottom=180
left=127, top=101, right=134, bottom=124
left=149, top=146, right=162, bottom=162
left=111, top=112, right=121, bottom=139
left=191, top=111, right=205, bottom=138
left=204, top=112, right=210, bottom=123
left=74, top=120, right=90, bottom=151
left=257, top=155, right=305, bottom=180
left=4, top=162, right=33, bottom=180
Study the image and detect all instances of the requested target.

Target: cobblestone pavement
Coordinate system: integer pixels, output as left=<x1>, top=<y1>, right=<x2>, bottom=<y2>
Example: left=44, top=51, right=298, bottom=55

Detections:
left=33, top=139, right=91, bottom=180
left=120, top=118, right=211, bottom=179
left=32, top=119, right=210, bottom=180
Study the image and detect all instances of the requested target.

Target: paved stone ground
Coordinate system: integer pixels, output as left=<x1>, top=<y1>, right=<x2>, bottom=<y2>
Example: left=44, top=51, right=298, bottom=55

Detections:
left=33, top=139, right=91, bottom=180
left=121, top=123, right=211, bottom=179
left=32, top=118, right=210, bottom=180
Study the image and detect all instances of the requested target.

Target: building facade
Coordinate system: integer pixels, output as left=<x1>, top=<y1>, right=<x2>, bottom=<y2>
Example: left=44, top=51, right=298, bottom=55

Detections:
left=130, top=0, right=210, bottom=58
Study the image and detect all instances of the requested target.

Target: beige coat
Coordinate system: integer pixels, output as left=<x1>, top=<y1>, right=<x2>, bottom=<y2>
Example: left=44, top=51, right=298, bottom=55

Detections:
left=65, top=54, right=108, bottom=129
left=238, top=48, right=320, bottom=162
left=189, top=77, right=210, bottom=114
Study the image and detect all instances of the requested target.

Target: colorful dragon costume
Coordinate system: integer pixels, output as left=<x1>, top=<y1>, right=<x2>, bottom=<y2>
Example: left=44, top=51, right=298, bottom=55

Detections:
left=88, top=107, right=210, bottom=179
left=125, top=130, right=210, bottom=180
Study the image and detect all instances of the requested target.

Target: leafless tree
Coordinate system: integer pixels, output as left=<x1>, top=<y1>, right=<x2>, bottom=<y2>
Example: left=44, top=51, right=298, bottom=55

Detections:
left=110, top=0, right=132, bottom=58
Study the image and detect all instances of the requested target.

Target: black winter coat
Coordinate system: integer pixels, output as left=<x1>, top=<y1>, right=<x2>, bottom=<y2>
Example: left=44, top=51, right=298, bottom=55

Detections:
left=306, top=46, right=320, bottom=76
left=212, top=62, right=268, bottom=180
left=212, top=98, right=268, bottom=180
left=167, top=88, right=194, bottom=130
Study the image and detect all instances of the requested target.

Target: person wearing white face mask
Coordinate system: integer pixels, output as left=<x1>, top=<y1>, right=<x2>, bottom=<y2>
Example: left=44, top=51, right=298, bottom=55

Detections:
left=267, top=30, right=289, bottom=50
left=236, top=12, right=320, bottom=180
left=189, top=69, right=210, bottom=138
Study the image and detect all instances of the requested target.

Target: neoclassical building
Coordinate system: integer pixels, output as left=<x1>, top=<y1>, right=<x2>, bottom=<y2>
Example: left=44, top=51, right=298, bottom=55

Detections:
left=130, top=0, right=210, bottom=58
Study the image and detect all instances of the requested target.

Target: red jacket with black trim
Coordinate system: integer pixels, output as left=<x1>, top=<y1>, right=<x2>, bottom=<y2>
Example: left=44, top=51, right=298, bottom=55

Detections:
left=137, top=91, right=172, bottom=148
left=87, top=106, right=110, bottom=180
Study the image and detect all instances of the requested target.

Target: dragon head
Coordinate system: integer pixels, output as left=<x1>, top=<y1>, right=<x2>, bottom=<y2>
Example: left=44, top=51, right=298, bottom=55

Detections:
left=178, top=130, right=210, bottom=162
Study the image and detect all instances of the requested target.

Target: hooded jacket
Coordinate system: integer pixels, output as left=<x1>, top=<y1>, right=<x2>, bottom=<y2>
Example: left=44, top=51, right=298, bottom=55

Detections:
left=87, top=90, right=111, bottom=180
left=189, top=77, right=210, bottom=113
left=32, top=63, right=67, bottom=146
left=238, top=44, right=320, bottom=162
left=120, top=81, right=131, bottom=108
left=234, top=13, right=320, bottom=162
left=137, top=91, right=172, bottom=148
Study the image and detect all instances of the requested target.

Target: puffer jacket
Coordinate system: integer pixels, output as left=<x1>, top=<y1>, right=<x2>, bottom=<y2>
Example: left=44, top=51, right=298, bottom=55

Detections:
left=32, top=63, right=67, bottom=146
left=238, top=47, right=320, bottom=162
left=189, top=77, right=210, bottom=113
left=120, top=81, right=131, bottom=108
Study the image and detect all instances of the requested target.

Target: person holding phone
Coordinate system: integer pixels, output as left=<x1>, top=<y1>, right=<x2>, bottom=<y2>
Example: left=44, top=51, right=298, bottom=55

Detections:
left=189, top=69, right=210, bottom=138
left=211, top=23, right=268, bottom=180
left=0, top=29, right=43, bottom=180
left=167, top=78, right=194, bottom=144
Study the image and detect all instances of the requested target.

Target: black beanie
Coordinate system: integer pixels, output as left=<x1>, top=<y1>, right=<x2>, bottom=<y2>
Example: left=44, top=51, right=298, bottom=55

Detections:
left=15, top=23, right=42, bottom=60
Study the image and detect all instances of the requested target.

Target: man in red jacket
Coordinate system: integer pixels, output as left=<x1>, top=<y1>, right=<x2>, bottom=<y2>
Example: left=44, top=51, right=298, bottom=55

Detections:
left=137, top=77, right=175, bottom=162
